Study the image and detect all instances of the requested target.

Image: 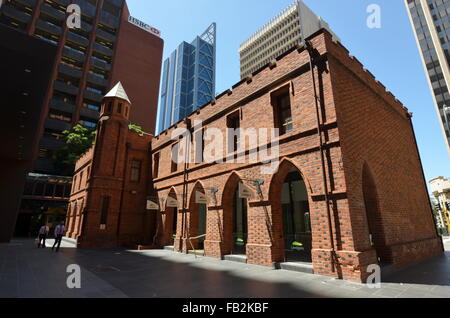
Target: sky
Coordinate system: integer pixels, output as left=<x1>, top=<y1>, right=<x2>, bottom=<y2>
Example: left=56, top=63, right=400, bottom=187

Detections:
left=127, top=0, right=450, bottom=186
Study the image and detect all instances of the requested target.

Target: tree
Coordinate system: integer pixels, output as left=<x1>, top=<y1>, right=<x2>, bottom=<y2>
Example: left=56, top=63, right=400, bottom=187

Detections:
left=128, top=123, right=146, bottom=135
left=53, top=125, right=96, bottom=176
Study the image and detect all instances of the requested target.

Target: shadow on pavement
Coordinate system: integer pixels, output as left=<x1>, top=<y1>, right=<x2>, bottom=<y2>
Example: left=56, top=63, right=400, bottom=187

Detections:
left=381, top=251, right=450, bottom=287
left=59, top=246, right=332, bottom=298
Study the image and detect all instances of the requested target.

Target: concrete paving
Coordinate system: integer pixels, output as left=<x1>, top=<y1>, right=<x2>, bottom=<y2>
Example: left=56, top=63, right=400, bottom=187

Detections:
left=0, top=237, right=450, bottom=298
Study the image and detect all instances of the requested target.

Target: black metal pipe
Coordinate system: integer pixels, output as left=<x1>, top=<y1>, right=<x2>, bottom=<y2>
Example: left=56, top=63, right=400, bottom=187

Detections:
left=306, top=40, right=336, bottom=272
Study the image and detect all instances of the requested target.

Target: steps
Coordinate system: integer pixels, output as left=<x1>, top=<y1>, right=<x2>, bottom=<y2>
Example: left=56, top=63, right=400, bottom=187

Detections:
left=275, top=261, right=314, bottom=274
left=188, top=250, right=205, bottom=256
left=223, top=254, right=247, bottom=263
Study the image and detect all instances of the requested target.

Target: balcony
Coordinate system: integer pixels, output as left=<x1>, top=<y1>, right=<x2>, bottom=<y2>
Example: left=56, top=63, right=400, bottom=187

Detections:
left=80, top=106, right=100, bottom=120
left=96, top=27, right=116, bottom=43
left=76, top=0, right=97, bottom=18
left=15, top=0, right=36, bottom=8
left=83, top=89, right=103, bottom=103
left=80, top=21, right=93, bottom=33
left=49, top=98, right=76, bottom=114
left=53, top=0, right=70, bottom=7
left=36, top=19, right=62, bottom=37
left=99, top=10, right=119, bottom=29
left=87, top=73, right=108, bottom=88
left=62, top=46, right=85, bottom=63
left=53, top=80, right=79, bottom=96
left=39, top=3, right=65, bottom=21
left=93, top=42, right=113, bottom=57
left=40, top=136, right=64, bottom=151
left=66, top=31, right=89, bottom=47
left=90, top=56, right=111, bottom=72
left=2, top=5, right=32, bottom=24
left=34, top=158, right=56, bottom=175
left=44, top=118, right=71, bottom=132
left=107, top=0, right=124, bottom=8
left=59, top=63, right=83, bottom=79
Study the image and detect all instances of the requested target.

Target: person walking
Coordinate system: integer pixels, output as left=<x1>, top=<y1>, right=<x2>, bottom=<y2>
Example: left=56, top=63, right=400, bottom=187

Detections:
left=52, top=221, right=66, bottom=252
left=37, top=224, right=49, bottom=248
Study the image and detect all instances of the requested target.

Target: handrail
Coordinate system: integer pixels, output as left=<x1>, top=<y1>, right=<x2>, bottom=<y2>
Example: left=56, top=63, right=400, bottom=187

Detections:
left=188, top=234, right=207, bottom=258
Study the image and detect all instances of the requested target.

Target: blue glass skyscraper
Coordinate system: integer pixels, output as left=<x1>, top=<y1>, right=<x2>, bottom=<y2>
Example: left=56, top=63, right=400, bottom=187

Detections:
left=156, top=23, right=216, bottom=134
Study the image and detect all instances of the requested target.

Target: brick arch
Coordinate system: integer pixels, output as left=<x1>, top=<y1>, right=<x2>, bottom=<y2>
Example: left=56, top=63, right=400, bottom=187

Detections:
left=268, top=158, right=313, bottom=263
left=161, top=187, right=179, bottom=246
left=221, top=171, right=247, bottom=255
left=361, top=162, right=388, bottom=264
left=269, top=158, right=313, bottom=198
left=187, top=181, right=207, bottom=249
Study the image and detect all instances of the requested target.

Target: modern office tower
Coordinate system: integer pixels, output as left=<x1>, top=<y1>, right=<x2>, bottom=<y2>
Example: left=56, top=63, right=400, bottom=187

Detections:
left=239, top=0, right=339, bottom=79
left=0, top=25, right=56, bottom=242
left=0, top=0, right=163, bottom=236
left=157, top=23, right=216, bottom=134
left=405, top=0, right=450, bottom=155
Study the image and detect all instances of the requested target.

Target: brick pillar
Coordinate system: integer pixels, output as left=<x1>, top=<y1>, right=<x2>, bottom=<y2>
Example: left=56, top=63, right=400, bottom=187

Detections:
left=204, top=206, right=224, bottom=259
left=246, top=201, right=274, bottom=267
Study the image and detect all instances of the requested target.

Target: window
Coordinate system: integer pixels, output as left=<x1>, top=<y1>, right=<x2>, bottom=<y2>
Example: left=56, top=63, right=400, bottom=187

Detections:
left=107, top=102, right=113, bottom=112
left=194, top=129, right=204, bottom=163
left=72, top=176, right=77, bottom=193
left=100, top=196, right=110, bottom=226
left=45, top=184, right=55, bottom=197
left=153, top=153, right=160, bottom=178
left=273, top=89, right=293, bottom=135
left=171, top=144, right=178, bottom=173
left=227, top=111, right=240, bottom=153
left=130, top=160, right=141, bottom=182
left=78, top=171, right=83, bottom=190
left=118, top=103, right=122, bottom=114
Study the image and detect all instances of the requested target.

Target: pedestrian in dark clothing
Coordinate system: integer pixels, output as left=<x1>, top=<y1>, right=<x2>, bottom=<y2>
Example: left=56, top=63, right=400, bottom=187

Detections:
left=52, top=222, right=66, bottom=252
left=37, top=224, right=49, bottom=248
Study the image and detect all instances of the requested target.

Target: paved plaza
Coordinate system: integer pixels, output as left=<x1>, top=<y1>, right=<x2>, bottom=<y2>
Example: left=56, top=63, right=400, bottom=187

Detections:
left=0, top=237, right=449, bottom=298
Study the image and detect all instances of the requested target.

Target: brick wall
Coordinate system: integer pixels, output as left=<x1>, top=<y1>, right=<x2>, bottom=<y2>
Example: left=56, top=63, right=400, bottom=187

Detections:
left=69, top=29, right=443, bottom=283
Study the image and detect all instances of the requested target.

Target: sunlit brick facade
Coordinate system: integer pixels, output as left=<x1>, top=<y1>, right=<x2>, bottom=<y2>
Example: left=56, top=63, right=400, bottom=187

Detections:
left=68, top=29, right=443, bottom=283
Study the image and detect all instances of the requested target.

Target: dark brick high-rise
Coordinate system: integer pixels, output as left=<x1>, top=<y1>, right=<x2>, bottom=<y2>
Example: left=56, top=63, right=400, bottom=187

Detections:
left=0, top=0, right=163, bottom=240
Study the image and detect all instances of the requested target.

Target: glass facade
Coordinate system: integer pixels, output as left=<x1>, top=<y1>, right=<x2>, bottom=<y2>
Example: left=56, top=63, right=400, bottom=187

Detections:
left=157, top=23, right=216, bottom=135
left=406, top=0, right=450, bottom=152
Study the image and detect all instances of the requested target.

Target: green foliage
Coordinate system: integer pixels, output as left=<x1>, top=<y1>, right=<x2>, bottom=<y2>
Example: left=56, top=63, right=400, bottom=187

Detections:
left=128, top=123, right=146, bottom=135
left=53, top=124, right=96, bottom=176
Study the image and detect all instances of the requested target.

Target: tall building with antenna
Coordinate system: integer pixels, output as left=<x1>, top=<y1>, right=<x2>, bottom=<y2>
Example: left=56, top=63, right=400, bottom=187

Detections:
left=239, top=0, right=339, bottom=79
left=157, top=23, right=216, bottom=135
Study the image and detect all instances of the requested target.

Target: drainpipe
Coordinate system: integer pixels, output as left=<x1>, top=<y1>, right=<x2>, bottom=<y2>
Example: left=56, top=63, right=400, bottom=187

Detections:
left=406, top=113, right=444, bottom=252
left=305, top=40, right=336, bottom=272
left=181, top=118, right=192, bottom=251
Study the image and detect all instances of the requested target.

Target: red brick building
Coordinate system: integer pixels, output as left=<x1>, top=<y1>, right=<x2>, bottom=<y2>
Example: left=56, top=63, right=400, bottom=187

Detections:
left=66, top=82, right=154, bottom=248
left=67, top=29, right=443, bottom=282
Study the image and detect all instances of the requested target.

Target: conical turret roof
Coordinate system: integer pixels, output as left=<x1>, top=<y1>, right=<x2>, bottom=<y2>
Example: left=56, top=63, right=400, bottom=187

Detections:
left=104, top=82, right=131, bottom=104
